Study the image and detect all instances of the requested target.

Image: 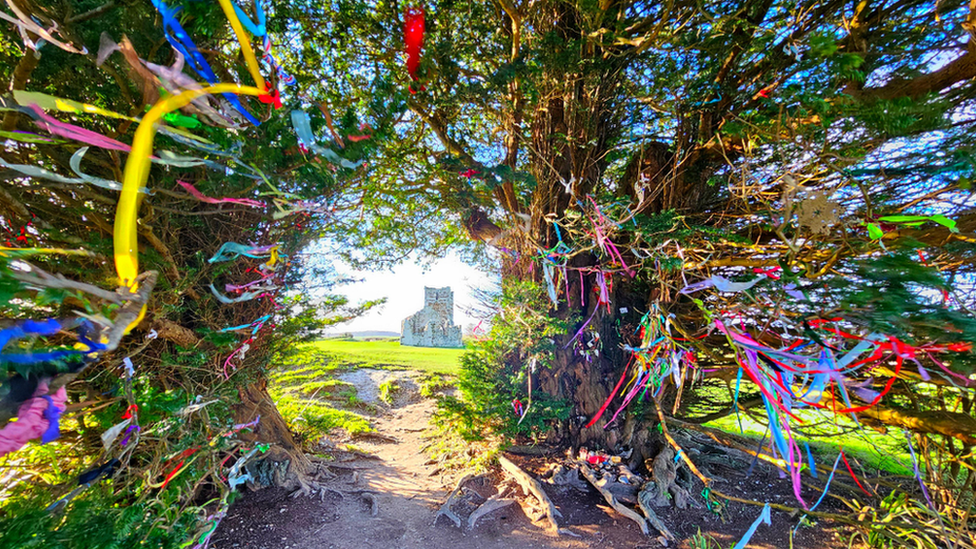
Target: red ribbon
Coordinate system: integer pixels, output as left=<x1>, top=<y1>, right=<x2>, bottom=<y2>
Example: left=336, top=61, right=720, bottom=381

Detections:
left=584, top=356, right=633, bottom=428
left=259, top=85, right=282, bottom=109
left=752, top=266, right=781, bottom=279
left=404, top=7, right=425, bottom=85
left=121, top=404, right=138, bottom=419
left=841, top=450, right=874, bottom=497
left=159, top=447, right=199, bottom=490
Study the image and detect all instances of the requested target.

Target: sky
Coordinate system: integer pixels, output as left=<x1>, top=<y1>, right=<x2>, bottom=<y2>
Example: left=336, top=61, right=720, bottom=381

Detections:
left=328, top=253, right=499, bottom=334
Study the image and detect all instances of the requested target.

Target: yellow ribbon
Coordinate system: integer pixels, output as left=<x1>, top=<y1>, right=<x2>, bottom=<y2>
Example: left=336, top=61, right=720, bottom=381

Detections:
left=114, top=84, right=265, bottom=288
left=216, top=0, right=267, bottom=91
left=11, top=90, right=211, bottom=144
left=0, top=246, right=96, bottom=257
left=265, top=246, right=279, bottom=269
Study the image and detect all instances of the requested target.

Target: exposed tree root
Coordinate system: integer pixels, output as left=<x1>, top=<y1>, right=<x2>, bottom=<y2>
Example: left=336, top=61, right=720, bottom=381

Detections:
left=578, top=461, right=649, bottom=536
left=645, top=447, right=694, bottom=509
left=353, top=432, right=399, bottom=444
left=362, top=492, right=379, bottom=517
left=433, top=473, right=473, bottom=528
left=637, top=485, right=677, bottom=545
left=499, top=455, right=564, bottom=535
left=468, top=495, right=516, bottom=530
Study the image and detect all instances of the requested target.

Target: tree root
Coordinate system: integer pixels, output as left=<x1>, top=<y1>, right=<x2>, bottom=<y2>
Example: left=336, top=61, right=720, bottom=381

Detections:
left=645, top=447, right=694, bottom=509
left=433, top=473, right=473, bottom=528
left=362, top=492, right=379, bottom=517
left=638, top=486, right=677, bottom=545
left=499, top=456, right=564, bottom=535
left=468, top=495, right=515, bottom=530
left=289, top=475, right=324, bottom=499
left=578, top=461, right=649, bottom=536
left=353, top=432, right=399, bottom=444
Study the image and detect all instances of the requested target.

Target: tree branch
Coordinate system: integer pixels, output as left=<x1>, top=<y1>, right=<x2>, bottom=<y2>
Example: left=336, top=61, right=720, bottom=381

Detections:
left=857, top=405, right=976, bottom=445
left=856, top=51, right=976, bottom=101
left=65, top=1, right=115, bottom=24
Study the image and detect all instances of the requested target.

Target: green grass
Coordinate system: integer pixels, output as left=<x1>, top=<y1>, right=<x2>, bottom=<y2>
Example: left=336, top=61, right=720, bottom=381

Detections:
left=306, top=338, right=465, bottom=374
left=270, top=347, right=373, bottom=439
left=269, top=339, right=462, bottom=442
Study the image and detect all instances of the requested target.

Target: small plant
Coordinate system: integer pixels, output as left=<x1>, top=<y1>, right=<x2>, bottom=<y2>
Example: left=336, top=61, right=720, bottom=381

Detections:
left=435, top=280, right=571, bottom=442
left=848, top=491, right=946, bottom=549
left=378, top=379, right=401, bottom=404
left=419, top=372, right=454, bottom=398
left=688, top=528, right=724, bottom=549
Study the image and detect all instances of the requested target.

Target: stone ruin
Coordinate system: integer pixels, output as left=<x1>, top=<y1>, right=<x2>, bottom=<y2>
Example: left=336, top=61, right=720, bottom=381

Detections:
left=401, top=287, right=464, bottom=348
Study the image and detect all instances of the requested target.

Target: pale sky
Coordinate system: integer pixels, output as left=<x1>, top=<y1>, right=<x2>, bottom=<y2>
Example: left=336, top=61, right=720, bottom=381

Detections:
left=330, top=253, right=498, bottom=334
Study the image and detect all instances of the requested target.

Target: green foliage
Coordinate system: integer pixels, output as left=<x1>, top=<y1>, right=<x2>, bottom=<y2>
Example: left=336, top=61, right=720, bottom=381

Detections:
left=824, top=253, right=976, bottom=373
left=418, top=372, right=454, bottom=398
left=437, top=281, right=570, bottom=441
left=631, top=210, right=749, bottom=247
left=269, top=347, right=373, bottom=442
left=849, top=491, right=948, bottom=549
left=0, top=488, right=197, bottom=549
left=688, top=529, right=728, bottom=549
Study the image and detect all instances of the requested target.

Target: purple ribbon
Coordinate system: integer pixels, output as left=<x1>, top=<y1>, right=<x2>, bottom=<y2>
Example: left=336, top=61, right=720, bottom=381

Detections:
left=41, top=395, right=62, bottom=444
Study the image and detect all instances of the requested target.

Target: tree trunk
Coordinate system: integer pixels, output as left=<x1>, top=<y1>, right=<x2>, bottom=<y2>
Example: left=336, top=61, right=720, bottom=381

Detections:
left=234, top=378, right=313, bottom=490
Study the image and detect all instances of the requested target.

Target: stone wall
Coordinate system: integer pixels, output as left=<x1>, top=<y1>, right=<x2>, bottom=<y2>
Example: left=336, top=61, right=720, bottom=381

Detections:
left=401, top=287, right=464, bottom=348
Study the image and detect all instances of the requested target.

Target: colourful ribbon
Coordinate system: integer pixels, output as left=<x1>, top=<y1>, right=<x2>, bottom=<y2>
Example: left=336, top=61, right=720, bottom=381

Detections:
left=115, top=84, right=266, bottom=288
left=732, top=504, right=771, bottom=549
left=177, top=181, right=264, bottom=208
left=404, top=7, right=425, bottom=88
left=149, top=0, right=261, bottom=125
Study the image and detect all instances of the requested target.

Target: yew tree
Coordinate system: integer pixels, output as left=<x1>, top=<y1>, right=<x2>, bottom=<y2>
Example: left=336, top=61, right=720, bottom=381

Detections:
left=288, top=0, right=976, bottom=468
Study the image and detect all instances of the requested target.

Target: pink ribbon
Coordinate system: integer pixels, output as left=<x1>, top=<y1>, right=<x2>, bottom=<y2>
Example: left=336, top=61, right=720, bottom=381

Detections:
left=0, top=382, right=67, bottom=458
left=177, top=181, right=264, bottom=208
left=28, top=105, right=131, bottom=152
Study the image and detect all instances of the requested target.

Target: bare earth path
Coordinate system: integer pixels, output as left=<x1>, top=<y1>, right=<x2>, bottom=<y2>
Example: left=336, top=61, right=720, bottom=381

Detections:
left=211, top=370, right=843, bottom=549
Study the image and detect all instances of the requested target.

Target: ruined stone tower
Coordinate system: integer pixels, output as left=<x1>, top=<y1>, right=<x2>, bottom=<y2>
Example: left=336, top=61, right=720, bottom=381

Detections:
left=400, top=287, right=464, bottom=348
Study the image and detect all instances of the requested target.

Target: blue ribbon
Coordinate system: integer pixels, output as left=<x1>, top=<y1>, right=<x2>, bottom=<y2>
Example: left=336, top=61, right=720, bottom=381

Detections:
left=220, top=314, right=272, bottom=334
left=150, top=0, right=261, bottom=126
left=232, top=0, right=266, bottom=36
left=0, top=319, right=103, bottom=365
left=810, top=453, right=843, bottom=511
left=290, top=110, right=363, bottom=169
left=41, top=395, right=61, bottom=443
left=208, top=242, right=272, bottom=263
left=0, top=319, right=63, bottom=349
left=805, top=442, right=818, bottom=479
left=210, top=285, right=262, bottom=304
left=732, top=503, right=771, bottom=549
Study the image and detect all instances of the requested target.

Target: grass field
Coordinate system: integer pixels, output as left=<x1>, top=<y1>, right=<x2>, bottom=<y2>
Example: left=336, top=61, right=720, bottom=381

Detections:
left=269, top=338, right=465, bottom=440
left=308, top=338, right=466, bottom=374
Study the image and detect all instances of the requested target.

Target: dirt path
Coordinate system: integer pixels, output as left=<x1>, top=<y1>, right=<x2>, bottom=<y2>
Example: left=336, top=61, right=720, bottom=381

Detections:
left=211, top=370, right=844, bottom=549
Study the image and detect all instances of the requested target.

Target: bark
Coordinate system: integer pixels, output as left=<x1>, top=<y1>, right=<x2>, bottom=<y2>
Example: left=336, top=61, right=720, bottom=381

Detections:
left=234, top=378, right=312, bottom=489
left=152, top=319, right=203, bottom=348
left=857, top=51, right=976, bottom=101
left=2, top=51, right=41, bottom=131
